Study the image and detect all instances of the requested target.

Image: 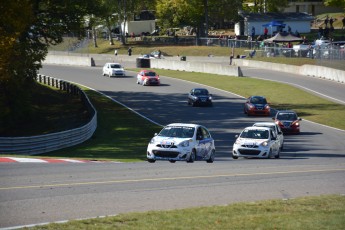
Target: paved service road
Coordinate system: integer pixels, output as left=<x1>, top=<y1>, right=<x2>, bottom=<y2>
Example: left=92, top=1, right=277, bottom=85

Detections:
left=0, top=63, right=344, bottom=228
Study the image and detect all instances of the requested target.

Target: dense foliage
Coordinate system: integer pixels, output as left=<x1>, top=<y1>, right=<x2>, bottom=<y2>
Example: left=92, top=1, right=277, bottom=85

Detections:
left=0, top=0, right=96, bottom=130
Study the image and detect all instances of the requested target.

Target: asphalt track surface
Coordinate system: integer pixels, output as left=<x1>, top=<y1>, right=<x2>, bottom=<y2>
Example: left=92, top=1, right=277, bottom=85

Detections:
left=0, top=58, right=344, bottom=228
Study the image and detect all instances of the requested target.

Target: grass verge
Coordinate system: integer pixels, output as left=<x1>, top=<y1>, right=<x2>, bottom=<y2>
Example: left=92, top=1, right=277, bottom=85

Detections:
left=26, top=194, right=345, bottom=229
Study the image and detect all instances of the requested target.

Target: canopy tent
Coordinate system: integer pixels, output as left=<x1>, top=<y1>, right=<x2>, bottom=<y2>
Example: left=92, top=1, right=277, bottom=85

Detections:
left=262, top=21, right=286, bottom=36
left=264, top=32, right=303, bottom=43
left=262, top=21, right=286, bottom=27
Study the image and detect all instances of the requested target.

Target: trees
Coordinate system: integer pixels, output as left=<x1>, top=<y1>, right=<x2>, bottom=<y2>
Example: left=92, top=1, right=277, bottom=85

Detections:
left=156, top=0, right=241, bottom=39
left=0, top=0, right=97, bottom=131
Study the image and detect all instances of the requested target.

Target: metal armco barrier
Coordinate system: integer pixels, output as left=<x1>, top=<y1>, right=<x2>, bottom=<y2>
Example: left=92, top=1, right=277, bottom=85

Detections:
left=0, top=75, right=97, bottom=155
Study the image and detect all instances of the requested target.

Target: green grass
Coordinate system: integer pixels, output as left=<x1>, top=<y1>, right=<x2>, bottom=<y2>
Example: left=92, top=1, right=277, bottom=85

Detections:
left=25, top=194, right=345, bottom=229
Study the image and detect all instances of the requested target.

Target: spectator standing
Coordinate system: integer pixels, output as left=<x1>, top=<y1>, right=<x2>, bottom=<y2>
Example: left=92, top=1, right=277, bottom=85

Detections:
left=329, top=17, right=334, bottom=27
left=288, top=25, right=292, bottom=33
left=324, top=16, right=329, bottom=27
left=264, top=27, right=268, bottom=39
left=128, top=47, right=132, bottom=56
left=158, top=50, right=162, bottom=58
left=251, top=26, right=255, bottom=38
left=114, top=49, right=118, bottom=57
left=342, top=17, right=345, bottom=29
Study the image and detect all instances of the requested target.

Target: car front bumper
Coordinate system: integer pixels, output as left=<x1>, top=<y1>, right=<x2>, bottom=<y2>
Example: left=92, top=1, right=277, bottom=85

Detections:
left=147, top=145, right=191, bottom=161
left=110, top=71, right=125, bottom=77
left=232, top=144, right=270, bottom=158
left=247, top=109, right=270, bottom=116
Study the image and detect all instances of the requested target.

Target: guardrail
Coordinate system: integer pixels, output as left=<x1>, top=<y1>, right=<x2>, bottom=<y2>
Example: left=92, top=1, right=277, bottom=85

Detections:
left=0, top=75, right=97, bottom=155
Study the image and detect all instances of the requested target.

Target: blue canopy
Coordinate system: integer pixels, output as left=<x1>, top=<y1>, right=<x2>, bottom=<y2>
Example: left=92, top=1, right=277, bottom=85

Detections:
left=262, top=21, right=286, bottom=27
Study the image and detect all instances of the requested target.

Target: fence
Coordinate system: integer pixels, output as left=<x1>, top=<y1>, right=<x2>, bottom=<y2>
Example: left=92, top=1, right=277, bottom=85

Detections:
left=0, top=75, right=97, bottom=155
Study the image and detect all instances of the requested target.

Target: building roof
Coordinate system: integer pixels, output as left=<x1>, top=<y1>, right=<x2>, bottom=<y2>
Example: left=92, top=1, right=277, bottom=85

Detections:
left=239, top=12, right=314, bottom=22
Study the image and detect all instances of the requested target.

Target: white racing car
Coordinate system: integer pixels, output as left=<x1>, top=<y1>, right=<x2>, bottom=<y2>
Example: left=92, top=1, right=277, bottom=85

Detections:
left=253, top=122, right=284, bottom=150
left=102, top=62, right=125, bottom=77
left=232, top=126, right=280, bottom=159
left=147, top=123, right=216, bottom=163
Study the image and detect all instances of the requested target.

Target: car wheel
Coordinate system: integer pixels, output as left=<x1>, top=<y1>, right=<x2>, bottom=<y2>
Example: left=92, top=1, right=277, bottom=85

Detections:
left=169, top=160, right=176, bottom=163
left=187, top=149, right=196, bottom=163
left=232, top=152, right=238, bottom=159
left=192, top=102, right=196, bottom=107
left=206, top=150, right=215, bottom=163
left=147, top=159, right=156, bottom=163
left=102, top=72, right=105, bottom=76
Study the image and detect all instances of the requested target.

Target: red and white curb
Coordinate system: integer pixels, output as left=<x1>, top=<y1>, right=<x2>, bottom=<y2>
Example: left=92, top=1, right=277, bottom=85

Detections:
left=0, top=157, right=120, bottom=163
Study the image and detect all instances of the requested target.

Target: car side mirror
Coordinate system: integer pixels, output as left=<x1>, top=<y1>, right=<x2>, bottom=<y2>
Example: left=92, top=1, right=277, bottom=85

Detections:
left=235, top=134, right=239, bottom=138
left=272, top=117, right=275, bottom=120
left=298, top=118, right=302, bottom=121
left=154, top=133, right=158, bottom=136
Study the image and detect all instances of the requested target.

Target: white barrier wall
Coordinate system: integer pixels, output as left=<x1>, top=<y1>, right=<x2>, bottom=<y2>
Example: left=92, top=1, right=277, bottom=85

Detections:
left=43, top=54, right=94, bottom=66
left=150, top=59, right=240, bottom=77
left=300, top=65, right=345, bottom=83
left=233, top=59, right=345, bottom=83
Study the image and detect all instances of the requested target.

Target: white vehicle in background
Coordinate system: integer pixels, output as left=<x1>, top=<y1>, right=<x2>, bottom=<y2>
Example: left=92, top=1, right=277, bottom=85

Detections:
left=102, top=63, right=125, bottom=77
left=253, top=122, right=284, bottom=150
left=232, top=126, right=280, bottom=159
left=147, top=123, right=216, bottom=163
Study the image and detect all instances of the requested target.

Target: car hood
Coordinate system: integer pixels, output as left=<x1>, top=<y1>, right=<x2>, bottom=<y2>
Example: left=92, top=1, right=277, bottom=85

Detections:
left=152, top=136, right=191, bottom=145
left=253, top=103, right=267, bottom=108
left=236, top=138, right=268, bottom=146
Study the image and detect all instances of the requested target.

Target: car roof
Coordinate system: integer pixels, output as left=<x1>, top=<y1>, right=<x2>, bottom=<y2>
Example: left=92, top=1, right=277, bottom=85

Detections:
left=166, top=123, right=199, bottom=128
left=277, top=110, right=297, bottom=114
left=141, top=69, right=155, bottom=72
left=243, top=126, right=271, bottom=131
left=250, top=95, right=266, bottom=98
left=106, top=62, right=121, bottom=65
left=253, top=122, right=276, bottom=127
left=192, top=88, right=208, bottom=90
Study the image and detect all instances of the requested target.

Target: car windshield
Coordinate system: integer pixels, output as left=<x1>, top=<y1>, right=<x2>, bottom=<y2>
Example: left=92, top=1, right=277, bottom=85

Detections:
left=111, top=64, right=121, bottom=68
left=250, top=97, right=267, bottom=104
left=240, top=129, right=269, bottom=139
left=194, top=89, right=209, bottom=96
left=158, top=126, right=195, bottom=138
left=277, top=112, right=297, bottom=121
left=145, top=72, right=156, bottom=77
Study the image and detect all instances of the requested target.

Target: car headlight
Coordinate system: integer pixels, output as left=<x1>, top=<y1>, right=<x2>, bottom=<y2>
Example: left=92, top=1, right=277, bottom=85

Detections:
left=179, top=140, right=190, bottom=147
left=234, top=138, right=241, bottom=145
left=149, top=138, right=156, bottom=144
left=261, top=141, right=268, bottom=146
